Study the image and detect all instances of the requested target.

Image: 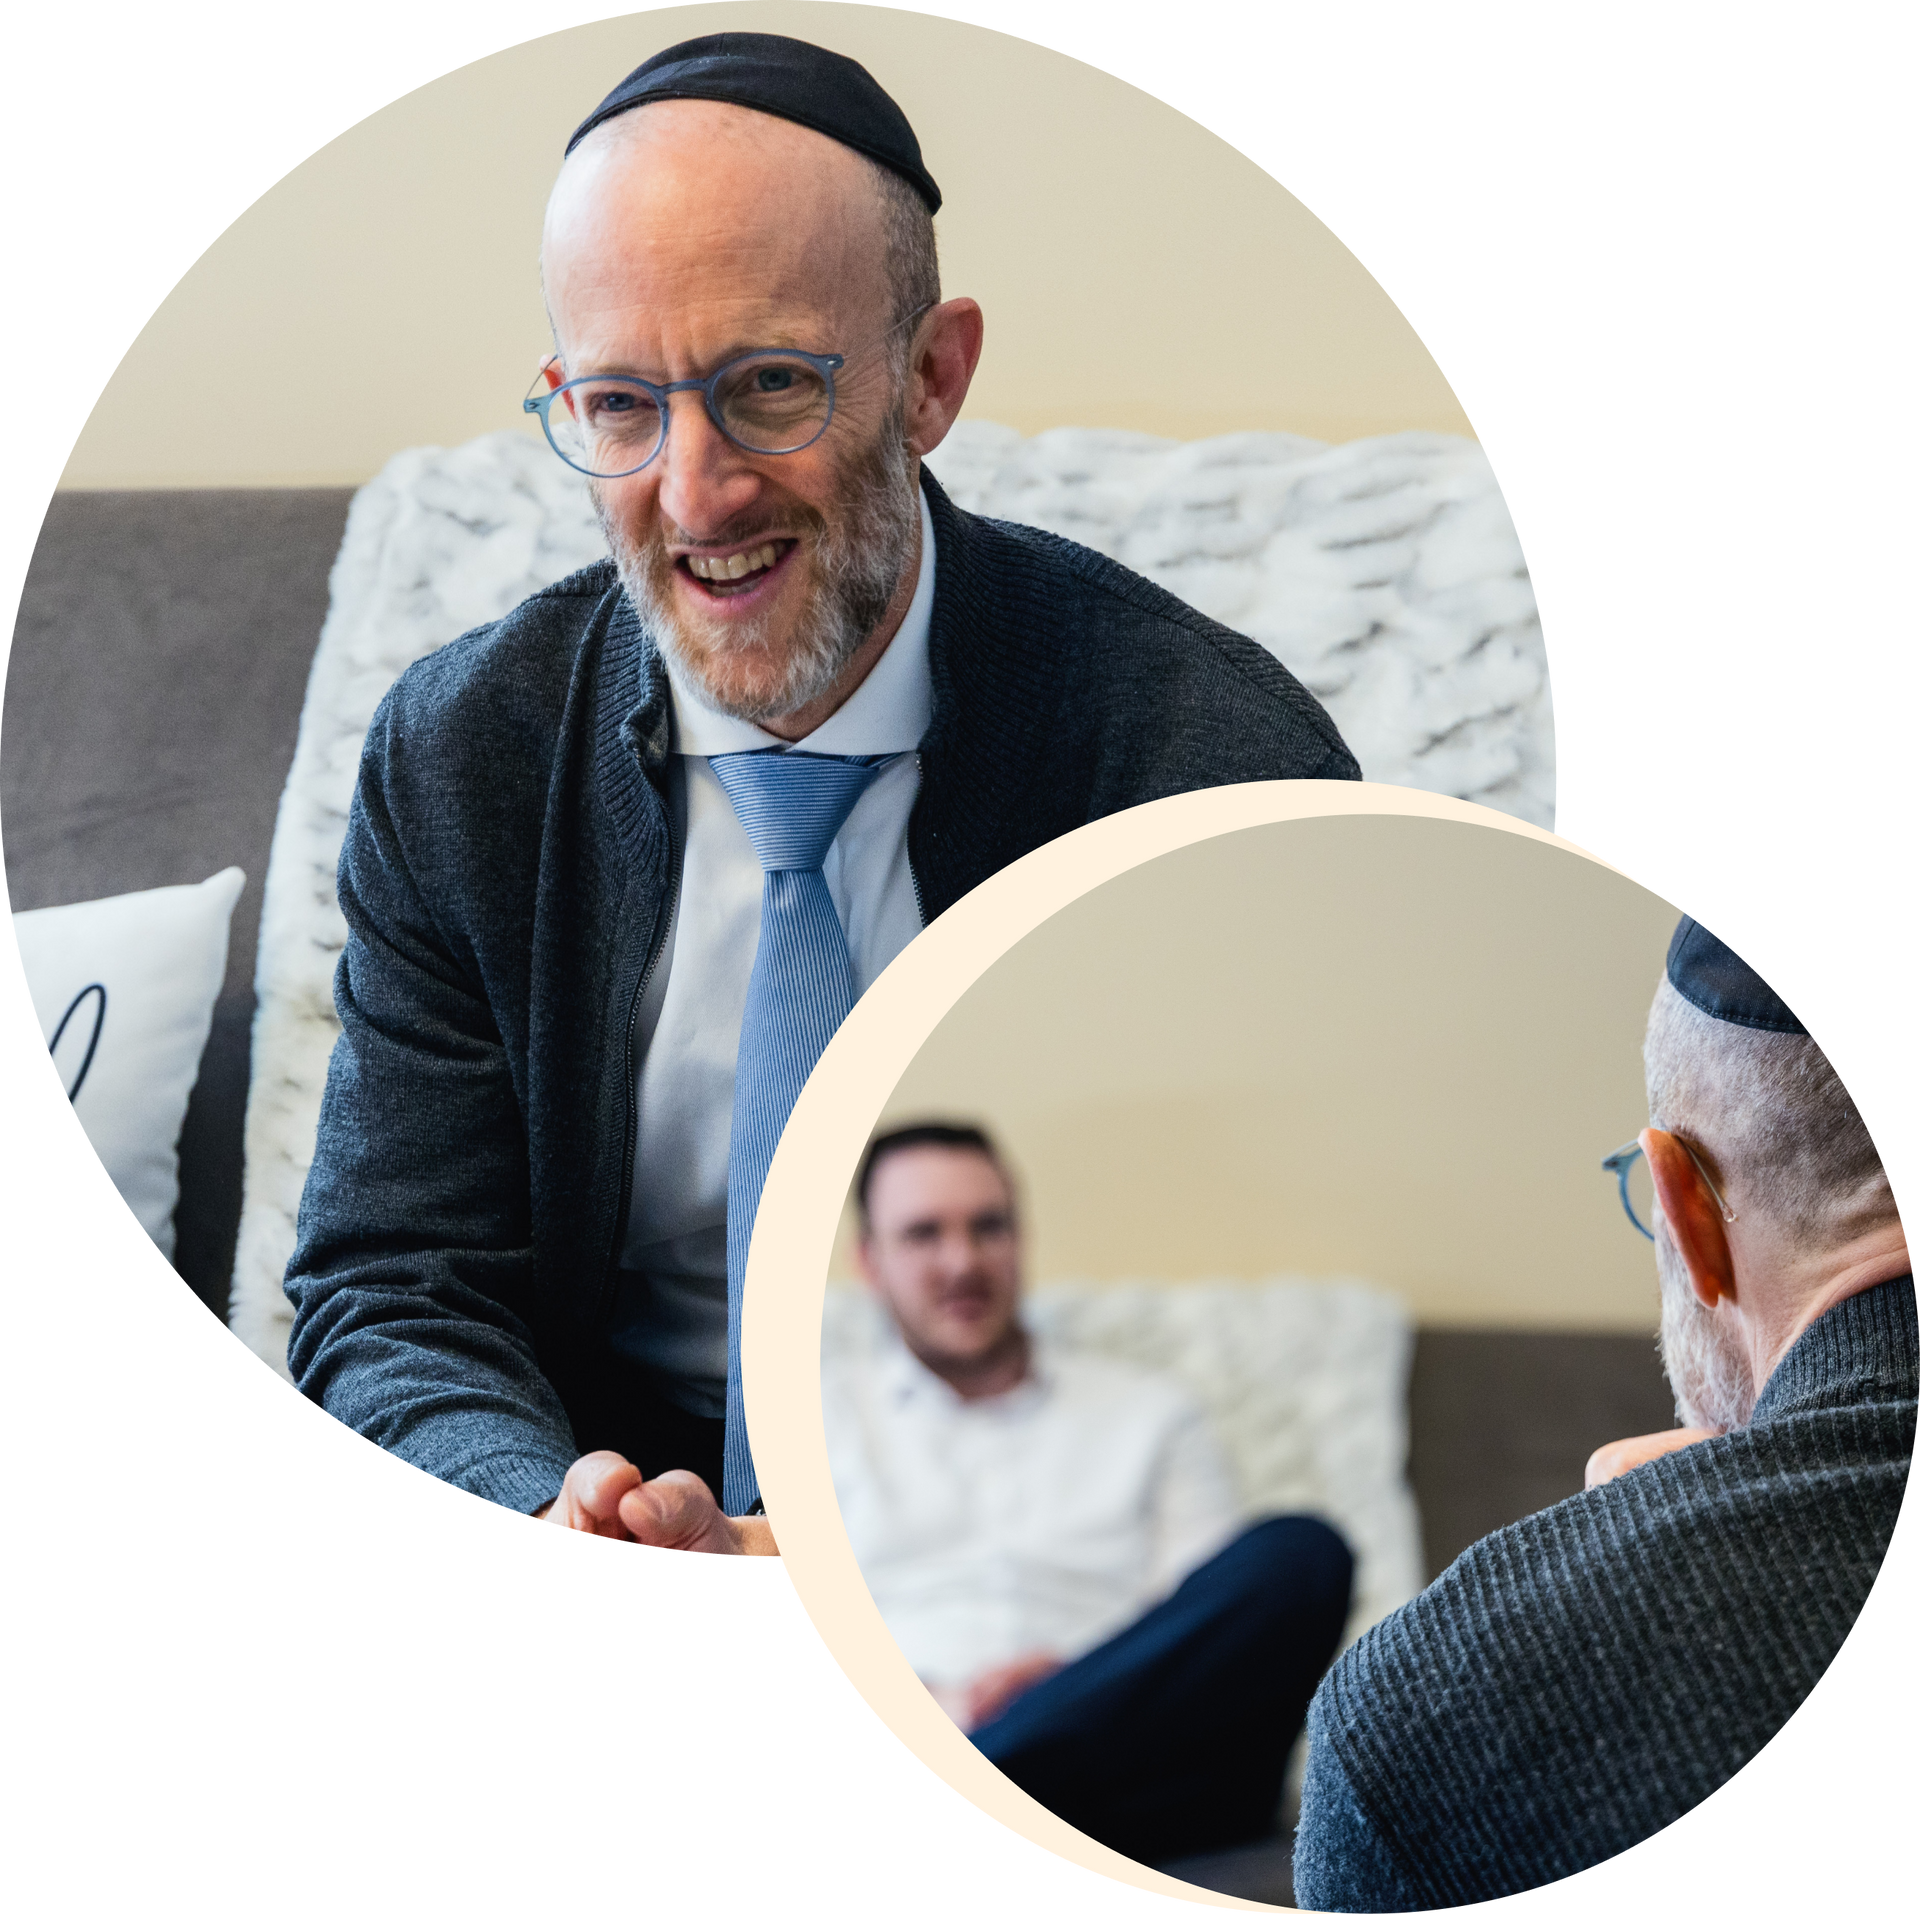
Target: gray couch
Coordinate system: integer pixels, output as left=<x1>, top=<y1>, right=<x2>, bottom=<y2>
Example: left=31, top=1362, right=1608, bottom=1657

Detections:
left=5, top=488, right=351, bottom=1316
left=2, top=487, right=1675, bottom=1594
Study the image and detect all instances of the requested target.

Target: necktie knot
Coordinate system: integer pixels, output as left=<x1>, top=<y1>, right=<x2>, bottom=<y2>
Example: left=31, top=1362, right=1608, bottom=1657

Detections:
left=709, top=750, right=892, bottom=874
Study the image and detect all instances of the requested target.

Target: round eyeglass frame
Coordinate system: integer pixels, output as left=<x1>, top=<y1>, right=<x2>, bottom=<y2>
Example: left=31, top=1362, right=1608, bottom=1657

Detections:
left=1600, top=1136, right=1737, bottom=1242
left=523, top=304, right=936, bottom=480
left=523, top=345, right=847, bottom=479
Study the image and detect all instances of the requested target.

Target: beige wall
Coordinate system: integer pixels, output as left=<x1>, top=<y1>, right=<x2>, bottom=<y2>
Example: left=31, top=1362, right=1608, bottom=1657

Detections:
left=833, top=816, right=1680, bottom=1331
left=62, top=3, right=1470, bottom=490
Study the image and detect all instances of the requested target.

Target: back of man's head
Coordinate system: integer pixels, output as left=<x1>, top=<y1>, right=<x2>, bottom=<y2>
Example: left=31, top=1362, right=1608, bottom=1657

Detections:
left=1644, top=976, right=1895, bottom=1258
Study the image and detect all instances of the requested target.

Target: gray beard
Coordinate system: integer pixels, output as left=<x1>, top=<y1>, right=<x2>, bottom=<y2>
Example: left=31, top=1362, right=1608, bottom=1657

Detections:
left=1654, top=1223, right=1758, bottom=1432
left=598, top=408, right=918, bottom=725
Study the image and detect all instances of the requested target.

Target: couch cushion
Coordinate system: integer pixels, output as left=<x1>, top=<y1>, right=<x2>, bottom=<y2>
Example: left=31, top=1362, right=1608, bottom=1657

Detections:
left=2, top=486, right=350, bottom=1311
left=13, top=869, right=245, bottom=1258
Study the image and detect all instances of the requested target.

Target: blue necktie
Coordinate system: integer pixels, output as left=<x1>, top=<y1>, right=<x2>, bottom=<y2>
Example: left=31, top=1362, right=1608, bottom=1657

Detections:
left=710, top=749, right=892, bottom=1515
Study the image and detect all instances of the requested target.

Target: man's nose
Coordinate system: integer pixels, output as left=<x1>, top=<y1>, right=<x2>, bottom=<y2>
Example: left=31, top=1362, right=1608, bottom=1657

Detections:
left=937, top=1231, right=982, bottom=1277
left=653, top=392, right=762, bottom=537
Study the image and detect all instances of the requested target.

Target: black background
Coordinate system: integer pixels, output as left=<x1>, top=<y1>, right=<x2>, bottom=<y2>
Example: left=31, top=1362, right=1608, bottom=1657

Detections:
left=7, top=7, right=1904, bottom=1904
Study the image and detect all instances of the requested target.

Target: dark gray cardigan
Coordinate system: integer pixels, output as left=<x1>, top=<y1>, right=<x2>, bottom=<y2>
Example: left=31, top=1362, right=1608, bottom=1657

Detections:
left=284, top=470, right=1357, bottom=1513
left=1293, top=1274, right=1917, bottom=1912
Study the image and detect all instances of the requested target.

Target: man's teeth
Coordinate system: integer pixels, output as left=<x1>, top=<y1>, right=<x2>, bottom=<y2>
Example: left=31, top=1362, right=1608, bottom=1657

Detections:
left=687, top=542, right=781, bottom=583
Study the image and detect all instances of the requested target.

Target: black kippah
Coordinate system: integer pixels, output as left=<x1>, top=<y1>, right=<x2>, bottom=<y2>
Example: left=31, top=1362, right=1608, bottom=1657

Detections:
left=1666, top=916, right=1807, bottom=1035
left=565, top=31, right=941, bottom=215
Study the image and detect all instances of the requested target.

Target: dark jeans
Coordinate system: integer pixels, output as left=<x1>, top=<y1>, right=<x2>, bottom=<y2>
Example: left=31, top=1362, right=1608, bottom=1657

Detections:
left=969, top=1514, right=1354, bottom=1864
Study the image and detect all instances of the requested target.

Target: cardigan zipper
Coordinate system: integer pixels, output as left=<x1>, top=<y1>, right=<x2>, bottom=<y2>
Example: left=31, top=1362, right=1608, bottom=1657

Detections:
left=908, top=750, right=926, bottom=926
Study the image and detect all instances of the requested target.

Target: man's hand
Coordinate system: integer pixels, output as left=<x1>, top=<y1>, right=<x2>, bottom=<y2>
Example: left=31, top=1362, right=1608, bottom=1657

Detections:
left=959, top=1652, right=1064, bottom=1732
left=534, top=1450, right=779, bottom=1554
left=1585, top=1425, right=1720, bottom=1489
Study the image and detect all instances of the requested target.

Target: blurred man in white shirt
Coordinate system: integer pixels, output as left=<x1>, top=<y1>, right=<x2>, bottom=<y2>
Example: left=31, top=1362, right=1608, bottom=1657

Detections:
left=824, top=1123, right=1355, bottom=1863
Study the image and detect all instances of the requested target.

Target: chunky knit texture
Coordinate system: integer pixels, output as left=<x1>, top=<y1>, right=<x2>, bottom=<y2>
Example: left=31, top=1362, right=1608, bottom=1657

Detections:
left=1293, top=1275, right=1917, bottom=1911
left=283, top=471, right=1357, bottom=1514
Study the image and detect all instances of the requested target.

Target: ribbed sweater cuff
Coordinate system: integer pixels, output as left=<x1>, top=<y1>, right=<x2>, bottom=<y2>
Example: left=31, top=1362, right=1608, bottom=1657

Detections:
left=449, top=1447, right=575, bottom=1515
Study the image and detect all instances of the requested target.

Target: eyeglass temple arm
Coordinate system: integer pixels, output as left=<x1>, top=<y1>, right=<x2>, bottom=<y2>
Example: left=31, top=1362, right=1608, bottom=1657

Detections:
left=1678, top=1139, right=1738, bottom=1224
left=524, top=355, right=563, bottom=413
left=1602, top=1138, right=1737, bottom=1236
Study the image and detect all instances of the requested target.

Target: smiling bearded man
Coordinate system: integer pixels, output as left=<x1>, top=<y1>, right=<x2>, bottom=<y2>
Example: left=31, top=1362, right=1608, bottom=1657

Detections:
left=596, top=328, right=920, bottom=727
left=605, top=401, right=918, bottom=725
left=538, top=82, right=937, bottom=740
left=284, top=33, right=1358, bottom=1557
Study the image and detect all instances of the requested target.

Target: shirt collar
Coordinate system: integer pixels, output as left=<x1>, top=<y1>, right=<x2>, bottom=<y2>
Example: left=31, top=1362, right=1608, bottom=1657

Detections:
left=877, top=1313, right=1052, bottom=1411
left=666, top=484, right=936, bottom=757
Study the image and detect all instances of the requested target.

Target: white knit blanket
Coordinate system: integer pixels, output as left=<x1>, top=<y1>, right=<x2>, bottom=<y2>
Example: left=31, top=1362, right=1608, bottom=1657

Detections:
left=822, top=1276, right=1424, bottom=1638
left=229, top=423, right=1549, bottom=1370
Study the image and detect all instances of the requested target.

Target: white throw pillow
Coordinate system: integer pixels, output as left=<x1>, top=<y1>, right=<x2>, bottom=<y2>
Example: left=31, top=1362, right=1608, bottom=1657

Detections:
left=12, top=868, right=246, bottom=1260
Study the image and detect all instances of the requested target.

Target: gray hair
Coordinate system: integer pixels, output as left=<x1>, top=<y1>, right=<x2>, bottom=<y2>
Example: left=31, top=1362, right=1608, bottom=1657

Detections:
left=861, top=154, right=941, bottom=368
left=1643, top=975, right=1896, bottom=1255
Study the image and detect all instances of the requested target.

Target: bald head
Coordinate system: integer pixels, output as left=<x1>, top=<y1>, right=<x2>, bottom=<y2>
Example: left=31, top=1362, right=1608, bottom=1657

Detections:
left=531, top=93, right=974, bottom=739
left=544, top=99, right=919, bottom=374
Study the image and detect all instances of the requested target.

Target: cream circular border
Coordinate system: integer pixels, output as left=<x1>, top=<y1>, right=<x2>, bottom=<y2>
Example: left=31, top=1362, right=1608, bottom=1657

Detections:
left=745, top=780, right=1600, bottom=1903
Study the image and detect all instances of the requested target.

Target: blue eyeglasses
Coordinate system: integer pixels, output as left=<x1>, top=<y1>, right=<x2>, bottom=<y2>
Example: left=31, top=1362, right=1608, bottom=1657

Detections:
left=524, top=306, right=932, bottom=479
left=1601, top=1136, right=1738, bottom=1241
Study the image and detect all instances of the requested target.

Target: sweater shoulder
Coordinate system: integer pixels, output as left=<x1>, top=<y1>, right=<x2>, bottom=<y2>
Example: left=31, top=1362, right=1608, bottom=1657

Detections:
left=364, top=560, right=622, bottom=793
left=1306, top=1415, right=1908, bottom=1902
left=949, top=508, right=1358, bottom=773
left=1334, top=1409, right=1908, bottom=1714
left=379, top=560, right=618, bottom=727
left=966, top=510, right=1280, bottom=667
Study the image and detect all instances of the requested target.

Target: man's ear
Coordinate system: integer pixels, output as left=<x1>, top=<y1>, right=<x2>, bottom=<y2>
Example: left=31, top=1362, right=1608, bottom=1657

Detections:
left=851, top=1225, right=879, bottom=1289
left=539, top=352, right=565, bottom=394
left=903, top=298, right=985, bottom=460
left=1642, top=1127, right=1737, bottom=1307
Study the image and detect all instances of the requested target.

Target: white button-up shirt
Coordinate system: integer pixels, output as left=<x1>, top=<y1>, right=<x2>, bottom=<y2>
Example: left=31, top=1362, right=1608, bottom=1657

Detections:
left=613, top=492, right=935, bottom=1415
left=824, top=1325, right=1246, bottom=1687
